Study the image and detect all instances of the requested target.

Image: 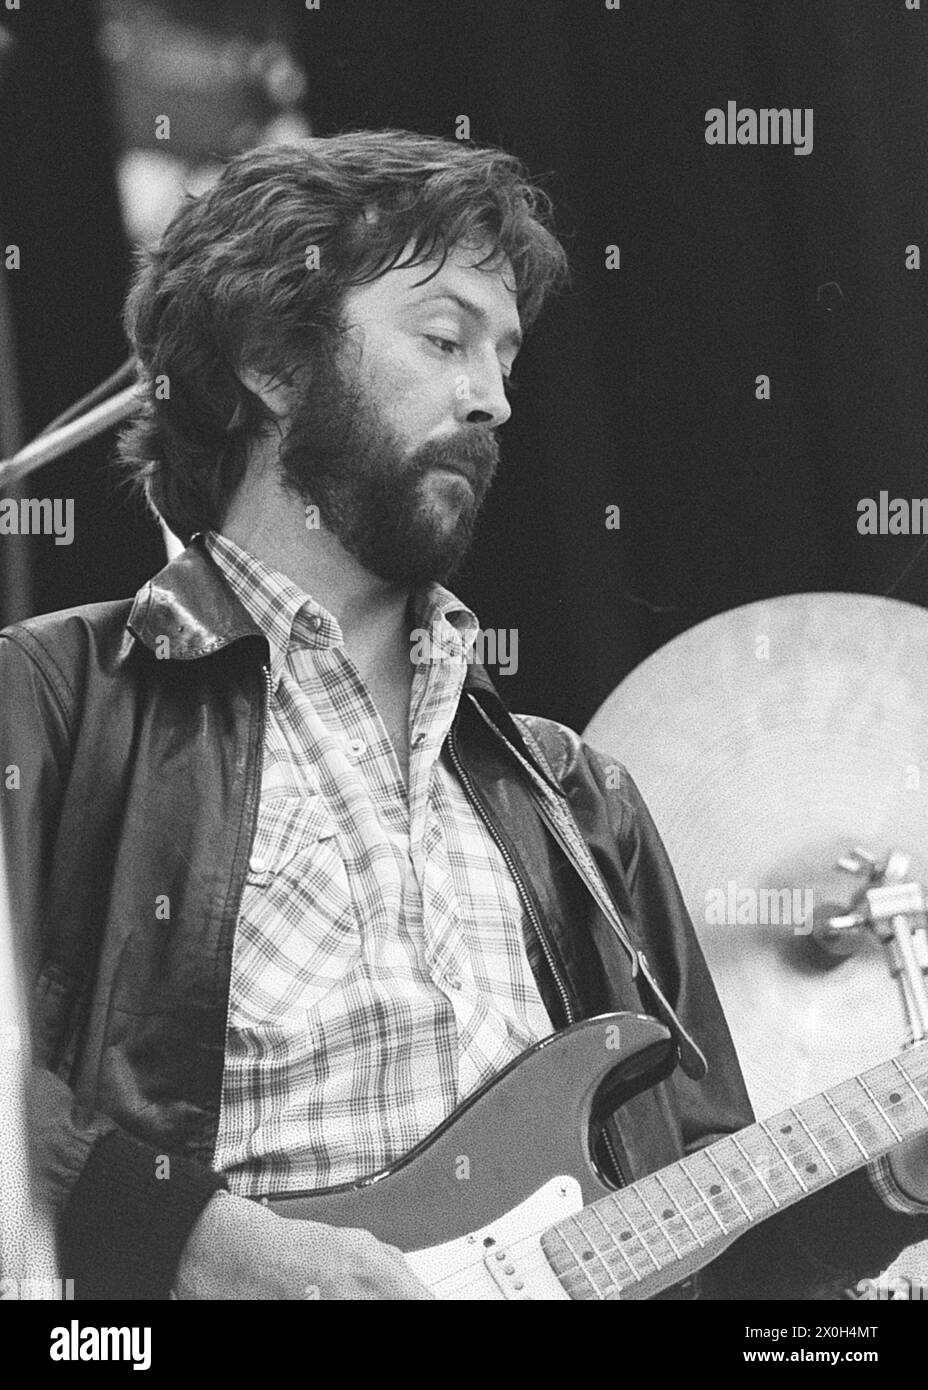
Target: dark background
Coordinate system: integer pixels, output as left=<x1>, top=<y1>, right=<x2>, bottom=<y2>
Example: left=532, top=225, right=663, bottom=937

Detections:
left=1, top=0, right=926, bottom=731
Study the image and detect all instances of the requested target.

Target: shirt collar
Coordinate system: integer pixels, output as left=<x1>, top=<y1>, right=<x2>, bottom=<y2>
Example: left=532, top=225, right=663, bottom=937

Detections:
left=202, top=530, right=479, bottom=688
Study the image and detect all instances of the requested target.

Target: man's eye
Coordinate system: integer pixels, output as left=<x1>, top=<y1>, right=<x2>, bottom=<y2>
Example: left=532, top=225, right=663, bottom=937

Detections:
left=424, top=335, right=461, bottom=354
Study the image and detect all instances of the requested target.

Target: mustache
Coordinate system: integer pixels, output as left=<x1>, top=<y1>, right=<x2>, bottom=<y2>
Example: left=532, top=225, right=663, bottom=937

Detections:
left=410, top=429, right=500, bottom=483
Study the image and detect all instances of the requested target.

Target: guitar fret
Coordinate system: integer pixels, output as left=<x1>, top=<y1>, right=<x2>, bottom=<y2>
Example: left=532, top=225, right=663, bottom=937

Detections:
left=680, top=1159, right=729, bottom=1234
left=635, top=1182, right=684, bottom=1259
left=703, top=1146, right=752, bottom=1219
left=547, top=1217, right=607, bottom=1299
left=580, top=1198, right=657, bottom=1284
left=798, top=1097, right=855, bottom=1169
left=591, top=1200, right=641, bottom=1284
left=892, top=1056, right=928, bottom=1116
left=740, top=1123, right=806, bottom=1201
left=857, top=1075, right=901, bottom=1142
left=714, top=1134, right=777, bottom=1215
left=730, top=1133, right=780, bottom=1207
left=761, top=1124, right=808, bottom=1192
left=790, top=1107, right=838, bottom=1176
left=822, top=1092, right=869, bottom=1158
left=659, top=1162, right=724, bottom=1242
left=828, top=1074, right=902, bottom=1152
left=653, top=1170, right=705, bottom=1248
left=612, top=1192, right=665, bottom=1270
left=584, top=1204, right=635, bottom=1289
left=759, top=1116, right=808, bottom=1175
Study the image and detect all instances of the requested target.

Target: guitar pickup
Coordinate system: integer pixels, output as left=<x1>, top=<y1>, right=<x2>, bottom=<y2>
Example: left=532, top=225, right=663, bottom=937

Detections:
left=483, top=1245, right=533, bottom=1300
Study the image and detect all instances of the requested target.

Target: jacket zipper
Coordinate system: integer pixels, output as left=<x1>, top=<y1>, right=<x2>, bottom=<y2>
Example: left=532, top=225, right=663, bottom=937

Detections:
left=448, top=723, right=629, bottom=1189
left=211, top=660, right=272, bottom=1169
left=447, top=727, right=575, bottom=1027
left=601, top=1128, right=625, bottom=1188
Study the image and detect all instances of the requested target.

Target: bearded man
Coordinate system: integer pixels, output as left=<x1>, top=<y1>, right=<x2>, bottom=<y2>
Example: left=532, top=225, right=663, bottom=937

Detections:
left=2, top=130, right=926, bottom=1300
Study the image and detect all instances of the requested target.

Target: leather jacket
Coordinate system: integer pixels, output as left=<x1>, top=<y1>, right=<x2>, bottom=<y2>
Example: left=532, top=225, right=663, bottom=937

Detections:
left=1, top=537, right=924, bottom=1299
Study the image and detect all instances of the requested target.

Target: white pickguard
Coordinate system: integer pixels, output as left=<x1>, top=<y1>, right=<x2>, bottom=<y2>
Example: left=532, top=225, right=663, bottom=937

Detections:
left=405, top=1176, right=584, bottom=1300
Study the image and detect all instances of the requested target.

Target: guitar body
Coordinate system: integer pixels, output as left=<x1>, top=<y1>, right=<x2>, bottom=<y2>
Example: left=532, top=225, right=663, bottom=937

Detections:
left=266, top=1013, right=679, bottom=1299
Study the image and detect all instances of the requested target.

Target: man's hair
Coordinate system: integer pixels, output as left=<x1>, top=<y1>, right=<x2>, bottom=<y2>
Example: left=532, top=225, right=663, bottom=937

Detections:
left=118, top=129, right=569, bottom=544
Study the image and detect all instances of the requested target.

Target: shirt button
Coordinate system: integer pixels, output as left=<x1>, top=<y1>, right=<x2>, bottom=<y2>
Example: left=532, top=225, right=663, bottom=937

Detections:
left=447, top=975, right=463, bottom=991
left=346, top=737, right=366, bottom=758
left=307, top=615, right=322, bottom=632
left=249, top=855, right=267, bottom=873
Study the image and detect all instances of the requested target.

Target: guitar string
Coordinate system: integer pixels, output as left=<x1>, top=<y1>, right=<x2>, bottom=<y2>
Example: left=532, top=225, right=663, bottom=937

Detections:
left=857, top=1075, right=902, bottom=1141
left=411, top=1189, right=680, bottom=1297
left=559, top=1050, right=928, bottom=1265
left=891, top=1057, right=928, bottom=1116
left=351, top=1055, right=928, bottom=1299
left=572, top=1052, right=928, bottom=1278
left=555, top=1082, right=928, bottom=1274
left=546, top=1131, right=868, bottom=1300
left=415, top=1063, right=928, bottom=1298
left=420, top=1083, right=924, bottom=1298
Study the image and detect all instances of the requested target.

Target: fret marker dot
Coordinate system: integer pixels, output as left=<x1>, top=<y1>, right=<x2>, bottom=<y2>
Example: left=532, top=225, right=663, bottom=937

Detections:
left=806, top=1163, right=817, bottom=1174
left=582, top=1250, right=595, bottom=1262
left=620, top=1231, right=632, bottom=1242
left=888, top=1093, right=902, bottom=1105
left=709, top=1184, right=721, bottom=1196
left=661, top=1209, right=673, bottom=1220
left=781, top=1124, right=792, bottom=1135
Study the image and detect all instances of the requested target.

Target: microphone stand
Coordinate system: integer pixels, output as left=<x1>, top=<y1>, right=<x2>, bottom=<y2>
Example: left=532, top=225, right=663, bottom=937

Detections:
left=0, top=382, right=142, bottom=491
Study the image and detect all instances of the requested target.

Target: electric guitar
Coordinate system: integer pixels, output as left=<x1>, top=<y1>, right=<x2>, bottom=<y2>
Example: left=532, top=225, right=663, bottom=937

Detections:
left=265, top=1010, right=928, bottom=1299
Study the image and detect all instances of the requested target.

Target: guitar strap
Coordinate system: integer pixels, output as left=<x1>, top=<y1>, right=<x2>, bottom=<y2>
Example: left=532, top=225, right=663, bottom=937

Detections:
left=467, top=694, right=708, bottom=1081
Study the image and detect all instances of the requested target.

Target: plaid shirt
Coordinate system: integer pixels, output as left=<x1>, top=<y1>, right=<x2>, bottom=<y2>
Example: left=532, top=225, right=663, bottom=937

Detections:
left=204, top=530, right=553, bottom=1196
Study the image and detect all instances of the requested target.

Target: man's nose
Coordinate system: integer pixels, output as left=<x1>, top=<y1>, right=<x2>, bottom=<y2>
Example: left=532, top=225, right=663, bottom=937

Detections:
left=453, top=361, right=512, bottom=429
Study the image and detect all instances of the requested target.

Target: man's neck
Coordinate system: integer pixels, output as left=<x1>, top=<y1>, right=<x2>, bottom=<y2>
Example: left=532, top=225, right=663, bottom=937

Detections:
left=221, top=476, right=413, bottom=654
left=221, top=480, right=419, bottom=783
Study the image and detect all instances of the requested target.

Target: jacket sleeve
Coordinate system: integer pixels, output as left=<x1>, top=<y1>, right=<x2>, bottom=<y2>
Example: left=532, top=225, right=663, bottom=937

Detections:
left=597, top=753, right=928, bottom=1299
left=0, top=630, right=226, bottom=1299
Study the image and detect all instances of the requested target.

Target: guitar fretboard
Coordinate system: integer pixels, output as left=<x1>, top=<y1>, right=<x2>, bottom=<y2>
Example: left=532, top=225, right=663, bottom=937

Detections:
left=541, top=1042, right=928, bottom=1300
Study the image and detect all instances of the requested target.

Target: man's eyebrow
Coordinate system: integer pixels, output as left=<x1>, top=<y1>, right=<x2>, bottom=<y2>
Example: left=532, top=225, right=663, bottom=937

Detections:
left=412, top=290, right=523, bottom=353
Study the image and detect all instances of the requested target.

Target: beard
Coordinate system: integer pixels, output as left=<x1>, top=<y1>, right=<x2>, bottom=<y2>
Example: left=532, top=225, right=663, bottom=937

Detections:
left=275, top=349, right=500, bottom=587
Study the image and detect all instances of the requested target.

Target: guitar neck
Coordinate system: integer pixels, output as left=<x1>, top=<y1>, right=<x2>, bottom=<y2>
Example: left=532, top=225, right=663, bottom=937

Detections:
left=543, top=1040, right=928, bottom=1300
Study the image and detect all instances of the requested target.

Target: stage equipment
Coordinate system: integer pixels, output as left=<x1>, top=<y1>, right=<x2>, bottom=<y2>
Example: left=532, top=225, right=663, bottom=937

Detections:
left=584, top=592, right=928, bottom=1118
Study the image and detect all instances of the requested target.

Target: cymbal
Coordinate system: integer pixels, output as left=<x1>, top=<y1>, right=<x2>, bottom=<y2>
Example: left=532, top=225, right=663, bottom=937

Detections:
left=583, top=592, right=928, bottom=1121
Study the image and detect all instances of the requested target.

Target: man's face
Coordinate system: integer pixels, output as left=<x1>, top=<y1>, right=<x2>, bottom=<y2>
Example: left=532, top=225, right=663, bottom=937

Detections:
left=275, top=243, right=522, bottom=587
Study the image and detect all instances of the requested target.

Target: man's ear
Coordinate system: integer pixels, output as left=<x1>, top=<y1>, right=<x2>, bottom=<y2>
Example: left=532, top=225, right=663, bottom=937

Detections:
left=237, top=367, right=291, bottom=419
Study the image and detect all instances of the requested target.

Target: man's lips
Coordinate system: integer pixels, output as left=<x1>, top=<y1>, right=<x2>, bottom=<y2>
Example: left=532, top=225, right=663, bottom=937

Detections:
left=416, top=439, right=497, bottom=494
left=429, top=463, right=476, bottom=486
left=418, top=432, right=498, bottom=491
left=425, top=461, right=483, bottom=489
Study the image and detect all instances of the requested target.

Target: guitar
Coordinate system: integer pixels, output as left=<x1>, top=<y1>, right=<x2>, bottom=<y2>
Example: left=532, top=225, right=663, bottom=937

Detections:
left=265, top=1010, right=928, bottom=1299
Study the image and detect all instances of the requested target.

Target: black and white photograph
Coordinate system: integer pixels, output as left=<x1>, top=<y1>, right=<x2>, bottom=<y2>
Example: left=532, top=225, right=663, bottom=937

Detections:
left=0, top=0, right=927, bottom=1353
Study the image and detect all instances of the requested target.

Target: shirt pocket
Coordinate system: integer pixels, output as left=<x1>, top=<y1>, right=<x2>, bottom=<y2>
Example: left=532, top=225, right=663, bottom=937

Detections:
left=236, top=794, right=360, bottom=1018
left=246, top=793, right=340, bottom=886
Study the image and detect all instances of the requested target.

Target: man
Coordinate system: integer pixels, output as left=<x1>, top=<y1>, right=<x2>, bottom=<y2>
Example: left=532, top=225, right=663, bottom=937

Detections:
left=2, top=131, right=927, bottom=1300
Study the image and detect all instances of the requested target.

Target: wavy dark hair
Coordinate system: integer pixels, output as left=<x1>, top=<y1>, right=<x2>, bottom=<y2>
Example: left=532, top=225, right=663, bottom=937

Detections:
left=118, top=130, right=569, bottom=544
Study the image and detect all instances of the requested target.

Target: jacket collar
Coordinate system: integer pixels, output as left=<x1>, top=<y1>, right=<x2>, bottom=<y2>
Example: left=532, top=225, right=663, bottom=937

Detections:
left=127, top=537, right=517, bottom=702
left=127, top=535, right=266, bottom=660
